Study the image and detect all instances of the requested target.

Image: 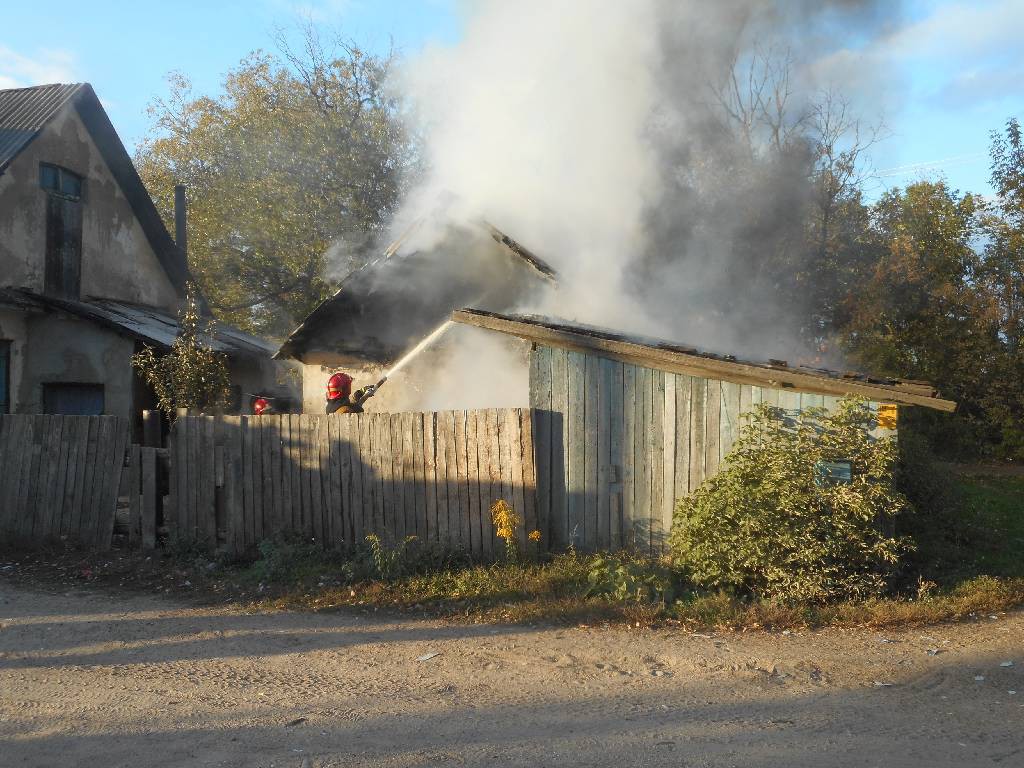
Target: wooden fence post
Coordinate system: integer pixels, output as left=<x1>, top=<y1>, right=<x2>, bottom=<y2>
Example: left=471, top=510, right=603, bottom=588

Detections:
left=127, top=446, right=140, bottom=546
left=141, top=447, right=157, bottom=550
left=142, top=410, right=161, bottom=448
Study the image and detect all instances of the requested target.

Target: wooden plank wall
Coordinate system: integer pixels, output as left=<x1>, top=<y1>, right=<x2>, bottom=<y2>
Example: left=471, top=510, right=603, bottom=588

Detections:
left=124, top=445, right=161, bottom=550
left=168, top=409, right=537, bottom=557
left=530, top=344, right=882, bottom=553
left=0, top=415, right=130, bottom=549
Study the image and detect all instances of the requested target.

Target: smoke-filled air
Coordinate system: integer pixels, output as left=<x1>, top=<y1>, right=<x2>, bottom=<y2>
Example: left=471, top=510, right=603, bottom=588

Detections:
left=390, top=0, right=900, bottom=364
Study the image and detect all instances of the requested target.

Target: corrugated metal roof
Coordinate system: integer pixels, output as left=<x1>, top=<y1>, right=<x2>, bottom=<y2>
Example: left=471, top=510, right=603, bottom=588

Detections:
left=0, top=83, right=83, bottom=172
left=0, top=82, right=193, bottom=299
left=0, top=288, right=276, bottom=360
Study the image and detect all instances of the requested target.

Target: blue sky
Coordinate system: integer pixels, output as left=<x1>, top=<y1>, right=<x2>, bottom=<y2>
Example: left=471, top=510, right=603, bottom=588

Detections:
left=2, top=0, right=1021, bottom=199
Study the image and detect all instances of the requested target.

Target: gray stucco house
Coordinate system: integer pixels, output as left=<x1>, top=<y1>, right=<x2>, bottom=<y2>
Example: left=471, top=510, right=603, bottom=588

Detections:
left=0, top=83, right=295, bottom=432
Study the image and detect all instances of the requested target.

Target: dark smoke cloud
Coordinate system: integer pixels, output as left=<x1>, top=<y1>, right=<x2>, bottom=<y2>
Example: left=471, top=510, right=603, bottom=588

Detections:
left=391, top=0, right=905, bottom=368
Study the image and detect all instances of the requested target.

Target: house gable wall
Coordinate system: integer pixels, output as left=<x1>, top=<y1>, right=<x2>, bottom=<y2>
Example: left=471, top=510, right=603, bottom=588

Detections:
left=0, top=107, right=180, bottom=311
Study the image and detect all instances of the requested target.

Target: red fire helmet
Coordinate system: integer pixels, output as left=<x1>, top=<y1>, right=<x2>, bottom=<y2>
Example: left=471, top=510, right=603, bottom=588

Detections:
left=252, top=397, right=271, bottom=415
left=326, top=372, right=353, bottom=401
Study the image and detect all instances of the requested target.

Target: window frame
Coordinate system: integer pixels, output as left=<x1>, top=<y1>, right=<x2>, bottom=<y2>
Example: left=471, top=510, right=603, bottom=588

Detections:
left=42, top=382, right=105, bottom=416
left=0, top=340, right=10, bottom=414
left=39, top=162, right=83, bottom=201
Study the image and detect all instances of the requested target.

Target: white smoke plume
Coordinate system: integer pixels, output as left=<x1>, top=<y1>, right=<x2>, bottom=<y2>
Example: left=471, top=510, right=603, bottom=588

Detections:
left=389, top=0, right=900, bottom=365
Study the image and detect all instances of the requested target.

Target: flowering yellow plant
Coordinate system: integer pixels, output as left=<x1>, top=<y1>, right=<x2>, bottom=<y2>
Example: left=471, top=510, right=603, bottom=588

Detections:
left=528, top=529, right=542, bottom=542
left=490, top=500, right=520, bottom=561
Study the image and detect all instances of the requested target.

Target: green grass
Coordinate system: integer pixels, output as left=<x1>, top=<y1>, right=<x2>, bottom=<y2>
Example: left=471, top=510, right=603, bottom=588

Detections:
left=252, top=470, right=1024, bottom=629
left=956, top=474, right=1024, bottom=577
left=6, top=467, right=1021, bottom=632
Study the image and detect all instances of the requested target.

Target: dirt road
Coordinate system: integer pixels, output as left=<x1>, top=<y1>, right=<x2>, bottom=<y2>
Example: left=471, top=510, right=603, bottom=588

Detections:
left=1, top=582, right=1021, bottom=768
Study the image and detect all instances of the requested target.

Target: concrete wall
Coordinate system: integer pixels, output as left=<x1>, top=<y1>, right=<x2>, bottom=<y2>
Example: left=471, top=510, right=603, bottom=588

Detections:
left=0, top=106, right=180, bottom=311
left=232, top=355, right=302, bottom=412
left=0, top=309, right=28, bottom=412
left=299, top=325, right=531, bottom=414
left=2, top=305, right=298, bottom=417
left=14, top=313, right=135, bottom=416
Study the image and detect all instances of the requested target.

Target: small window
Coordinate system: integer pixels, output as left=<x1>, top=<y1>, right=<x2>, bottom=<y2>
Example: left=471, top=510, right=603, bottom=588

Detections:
left=0, top=341, right=10, bottom=414
left=40, top=164, right=60, bottom=192
left=39, top=163, right=82, bottom=201
left=42, top=383, right=104, bottom=416
left=42, top=163, right=84, bottom=299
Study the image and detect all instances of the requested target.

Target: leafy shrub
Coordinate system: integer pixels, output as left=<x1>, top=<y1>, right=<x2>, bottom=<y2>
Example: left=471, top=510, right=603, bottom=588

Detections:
left=252, top=536, right=331, bottom=583
left=365, top=534, right=419, bottom=580
left=584, top=553, right=681, bottom=604
left=131, top=285, right=232, bottom=417
left=669, top=398, right=913, bottom=602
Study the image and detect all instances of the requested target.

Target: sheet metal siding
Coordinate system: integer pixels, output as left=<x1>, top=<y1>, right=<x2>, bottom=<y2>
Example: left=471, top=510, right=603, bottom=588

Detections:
left=530, top=343, right=893, bottom=552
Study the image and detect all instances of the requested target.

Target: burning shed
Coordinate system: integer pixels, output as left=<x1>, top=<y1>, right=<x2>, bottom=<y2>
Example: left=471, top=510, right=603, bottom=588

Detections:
left=452, top=308, right=956, bottom=553
left=276, top=221, right=555, bottom=413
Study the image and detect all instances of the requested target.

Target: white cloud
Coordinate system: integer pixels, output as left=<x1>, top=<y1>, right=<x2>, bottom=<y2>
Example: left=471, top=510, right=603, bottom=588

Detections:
left=883, top=0, right=1024, bottom=59
left=809, top=0, right=1024, bottom=113
left=0, top=45, right=77, bottom=89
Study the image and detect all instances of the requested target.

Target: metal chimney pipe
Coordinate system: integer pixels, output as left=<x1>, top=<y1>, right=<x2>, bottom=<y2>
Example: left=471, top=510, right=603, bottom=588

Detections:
left=174, top=184, right=187, bottom=257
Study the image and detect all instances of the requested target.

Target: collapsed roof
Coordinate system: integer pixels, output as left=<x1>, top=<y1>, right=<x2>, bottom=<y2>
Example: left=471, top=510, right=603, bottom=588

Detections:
left=452, top=308, right=956, bottom=412
left=276, top=220, right=556, bottom=366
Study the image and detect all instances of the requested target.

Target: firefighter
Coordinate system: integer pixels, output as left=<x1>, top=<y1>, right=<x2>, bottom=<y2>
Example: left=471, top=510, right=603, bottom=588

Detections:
left=251, top=395, right=273, bottom=415
left=325, top=372, right=376, bottom=414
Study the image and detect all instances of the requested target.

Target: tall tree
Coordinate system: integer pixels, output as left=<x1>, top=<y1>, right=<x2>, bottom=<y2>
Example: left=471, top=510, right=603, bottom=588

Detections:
left=136, top=32, right=416, bottom=336
left=976, top=118, right=1024, bottom=454
left=983, top=118, right=1024, bottom=354
left=842, top=181, right=1006, bottom=454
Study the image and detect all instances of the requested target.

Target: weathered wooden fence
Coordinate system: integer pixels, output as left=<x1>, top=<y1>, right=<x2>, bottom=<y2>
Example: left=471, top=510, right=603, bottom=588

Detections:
left=124, top=445, right=163, bottom=550
left=169, top=409, right=538, bottom=557
left=0, top=415, right=130, bottom=548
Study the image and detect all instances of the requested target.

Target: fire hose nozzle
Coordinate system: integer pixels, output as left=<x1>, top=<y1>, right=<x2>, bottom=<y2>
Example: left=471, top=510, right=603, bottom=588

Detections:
left=356, top=376, right=388, bottom=406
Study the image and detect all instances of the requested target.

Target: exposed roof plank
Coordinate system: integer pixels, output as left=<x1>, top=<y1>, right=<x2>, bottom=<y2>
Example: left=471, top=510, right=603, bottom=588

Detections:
left=452, top=308, right=956, bottom=412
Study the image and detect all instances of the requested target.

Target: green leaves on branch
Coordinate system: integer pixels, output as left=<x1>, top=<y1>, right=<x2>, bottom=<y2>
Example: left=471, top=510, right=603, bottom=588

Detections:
left=132, top=286, right=233, bottom=417
left=669, top=398, right=912, bottom=603
left=136, top=36, right=416, bottom=336
left=585, top=554, right=680, bottom=604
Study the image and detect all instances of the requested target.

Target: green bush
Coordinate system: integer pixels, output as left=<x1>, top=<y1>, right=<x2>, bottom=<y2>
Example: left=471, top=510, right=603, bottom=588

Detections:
left=669, top=398, right=913, bottom=602
left=893, top=431, right=984, bottom=584
left=584, top=553, right=681, bottom=604
left=253, top=536, right=336, bottom=583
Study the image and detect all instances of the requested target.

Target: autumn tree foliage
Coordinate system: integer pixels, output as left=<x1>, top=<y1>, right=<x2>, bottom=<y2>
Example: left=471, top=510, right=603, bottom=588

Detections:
left=838, top=123, right=1024, bottom=458
left=136, top=31, right=416, bottom=337
left=136, top=36, right=1024, bottom=458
